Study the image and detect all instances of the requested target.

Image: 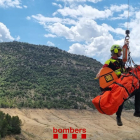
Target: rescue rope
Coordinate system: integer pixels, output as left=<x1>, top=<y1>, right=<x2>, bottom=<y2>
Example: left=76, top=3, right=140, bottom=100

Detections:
left=123, top=0, right=137, bottom=68
left=127, top=0, right=130, bottom=30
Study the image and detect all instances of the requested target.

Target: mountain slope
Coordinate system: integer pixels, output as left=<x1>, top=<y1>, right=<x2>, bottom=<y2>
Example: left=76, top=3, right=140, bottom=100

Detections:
left=0, top=41, right=102, bottom=109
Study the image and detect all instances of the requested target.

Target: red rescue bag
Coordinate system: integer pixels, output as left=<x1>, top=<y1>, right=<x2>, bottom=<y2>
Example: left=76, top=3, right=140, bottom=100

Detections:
left=92, top=66, right=140, bottom=115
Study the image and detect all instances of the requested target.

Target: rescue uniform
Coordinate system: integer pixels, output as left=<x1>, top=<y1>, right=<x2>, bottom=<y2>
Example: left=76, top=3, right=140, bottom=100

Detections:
left=102, top=57, right=140, bottom=118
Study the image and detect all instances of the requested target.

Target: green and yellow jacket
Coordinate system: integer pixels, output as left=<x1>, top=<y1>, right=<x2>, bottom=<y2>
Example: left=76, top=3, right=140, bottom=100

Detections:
left=102, top=57, right=125, bottom=77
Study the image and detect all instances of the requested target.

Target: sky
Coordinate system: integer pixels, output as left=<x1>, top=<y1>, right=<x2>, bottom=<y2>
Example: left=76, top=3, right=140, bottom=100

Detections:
left=0, top=0, right=140, bottom=64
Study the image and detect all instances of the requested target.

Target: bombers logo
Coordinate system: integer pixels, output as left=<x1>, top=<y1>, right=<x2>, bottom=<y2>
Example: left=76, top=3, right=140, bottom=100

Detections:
left=53, top=127, right=86, bottom=139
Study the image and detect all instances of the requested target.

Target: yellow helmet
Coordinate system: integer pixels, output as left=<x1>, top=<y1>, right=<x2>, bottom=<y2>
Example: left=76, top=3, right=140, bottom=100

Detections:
left=110, top=45, right=122, bottom=53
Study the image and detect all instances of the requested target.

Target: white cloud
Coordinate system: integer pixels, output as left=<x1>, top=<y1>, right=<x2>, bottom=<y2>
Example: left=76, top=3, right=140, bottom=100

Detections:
left=44, top=34, right=57, bottom=38
left=32, top=14, right=76, bottom=25
left=32, top=14, right=62, bottom=24
left=26, top=16, right=31, bottom=20
left=102, top=24, right=125, bottom=35
left=110, top=4, right=128, bottom=12
left=135, top=11, right=140, bottom=19
left=15, top=35, right=20, bottom=41
left=61, top=18, right=77, bottom=25
left=68, top=43, right=87, bottom=55
left=0, top=22, right=14, bottom=42
left=52, top=2, right=62, bottom=8
left=47, top=41, right=55, bottom=46
left=68, top=34, right=115, bottom=63
left=23, top=5, right=27, bottom=8
left=16, top=5, right=22, bottom=9
left=47, top=23, right=74, bottom=40
left=0, top=0, right=23, bottom=8
left=54, top=5, right=112, bottom=19
left=110, top=7, right=134, bottom=20
left=46, top=18, right=110, bottom=42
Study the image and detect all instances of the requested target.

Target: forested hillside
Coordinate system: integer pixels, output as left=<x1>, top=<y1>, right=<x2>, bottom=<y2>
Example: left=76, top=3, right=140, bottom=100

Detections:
left=0, top=41, right=103, bottom=109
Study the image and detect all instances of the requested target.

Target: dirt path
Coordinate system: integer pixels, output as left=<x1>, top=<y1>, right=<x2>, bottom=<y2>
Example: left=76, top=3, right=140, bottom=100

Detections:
left=0, top=108, right=140, bottom=140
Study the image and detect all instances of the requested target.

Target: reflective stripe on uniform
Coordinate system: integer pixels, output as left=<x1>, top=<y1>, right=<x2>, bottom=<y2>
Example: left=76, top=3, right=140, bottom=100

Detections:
left=104, top=59, right=116, bottom=65
left=114, top=69, right=121, bottom=76
left=104, top=59, right=125, bottom=76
